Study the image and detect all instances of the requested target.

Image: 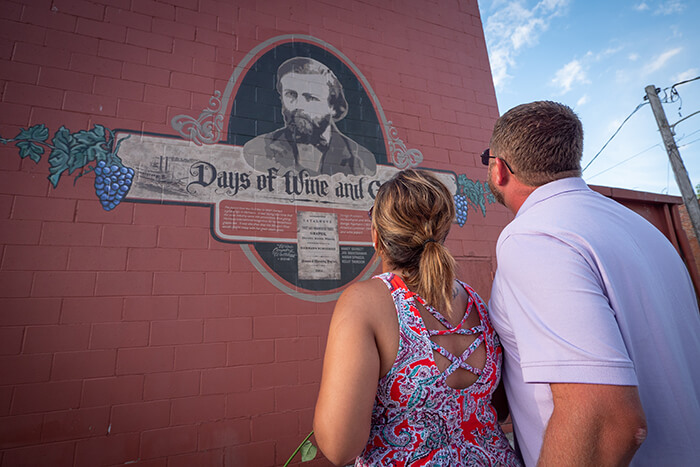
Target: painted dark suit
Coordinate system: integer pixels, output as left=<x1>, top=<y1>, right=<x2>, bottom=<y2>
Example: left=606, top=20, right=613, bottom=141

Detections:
left=243, top=124, right=376, bottom=176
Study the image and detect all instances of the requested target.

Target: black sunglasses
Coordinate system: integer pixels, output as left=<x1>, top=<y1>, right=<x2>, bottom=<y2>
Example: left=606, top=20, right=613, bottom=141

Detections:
left=481, top=148, right=514, bottom=174
left=368, top=205, right=373, bottom=219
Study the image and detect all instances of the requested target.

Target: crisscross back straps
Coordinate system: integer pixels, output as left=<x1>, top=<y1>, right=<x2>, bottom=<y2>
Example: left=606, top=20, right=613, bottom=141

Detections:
left=411, top=291, right=485, bottom=379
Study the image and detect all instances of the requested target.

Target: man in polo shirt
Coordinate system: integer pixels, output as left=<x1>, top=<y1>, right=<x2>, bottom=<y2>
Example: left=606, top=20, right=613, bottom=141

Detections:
left=485, top=100, right=700, bottom=466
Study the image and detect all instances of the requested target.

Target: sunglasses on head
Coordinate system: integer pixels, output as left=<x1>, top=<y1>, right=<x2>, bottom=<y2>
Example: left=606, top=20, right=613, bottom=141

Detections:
left=481, top=148, right=515, bottom=174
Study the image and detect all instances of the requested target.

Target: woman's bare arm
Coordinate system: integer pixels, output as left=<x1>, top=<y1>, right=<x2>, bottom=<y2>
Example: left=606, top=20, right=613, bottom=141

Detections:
left=313, top=281, right=385, bottom=466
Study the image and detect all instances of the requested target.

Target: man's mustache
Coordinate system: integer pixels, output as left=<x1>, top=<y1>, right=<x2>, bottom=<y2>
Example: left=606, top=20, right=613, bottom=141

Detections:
left=287, top=110, right=314, bottom=132
left=284, top=109, right=330, bottom=143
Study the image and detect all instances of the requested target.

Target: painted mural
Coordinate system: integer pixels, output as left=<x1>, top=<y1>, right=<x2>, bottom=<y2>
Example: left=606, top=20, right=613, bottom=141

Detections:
left=0, top=35, right=495, bottom=301
left=0, top=124, right=133, bottom=211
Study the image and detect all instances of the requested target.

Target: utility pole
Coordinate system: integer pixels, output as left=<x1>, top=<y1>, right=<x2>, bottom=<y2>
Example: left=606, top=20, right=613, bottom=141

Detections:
left=645, top=84, right=700, bottom=241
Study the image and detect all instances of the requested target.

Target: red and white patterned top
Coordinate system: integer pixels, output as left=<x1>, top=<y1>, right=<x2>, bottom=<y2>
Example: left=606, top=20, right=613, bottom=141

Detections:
left=355, top=273, right=522, bottom=466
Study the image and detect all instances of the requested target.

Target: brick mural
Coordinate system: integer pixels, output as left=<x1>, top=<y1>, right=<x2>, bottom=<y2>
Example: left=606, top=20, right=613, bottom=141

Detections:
left=0, top=1, right=506, bottom=465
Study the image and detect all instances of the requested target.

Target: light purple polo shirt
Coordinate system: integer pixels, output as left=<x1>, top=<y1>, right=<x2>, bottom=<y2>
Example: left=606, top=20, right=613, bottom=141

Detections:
left=489, top=177, right=700, bottom=466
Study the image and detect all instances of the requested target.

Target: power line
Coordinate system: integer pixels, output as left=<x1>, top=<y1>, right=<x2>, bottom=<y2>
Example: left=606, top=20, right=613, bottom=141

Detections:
left=671, top=75, right=700, bottom=89
left=678, top=136, right=700, bottom=149
left=587, top=131, right=699, bottom=183
left=663, top=75, right=700, bottom=115
left=677, top=128, right=700, bottom=142
left=586, top=143, right=661, bottom=180
left=582, top=101, right=648, bottom=173
left=582, top=77, right=699, bottom=175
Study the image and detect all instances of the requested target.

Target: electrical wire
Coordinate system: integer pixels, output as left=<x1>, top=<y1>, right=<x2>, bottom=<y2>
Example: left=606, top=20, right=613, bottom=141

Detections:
left=677, top=128, right=700, bottom=142
left=671, top=75, right=700, bottom=89
left=663, top=75, right=700, bottom=114
left=583, top=78, right=699, bottom=175
left=678, top=136, right=700, bottom=149
left=586, top=130, right=699, bottom=181
left=582, top=101, right=648, bottom=173
left=585, top=143, right=661, bottom=181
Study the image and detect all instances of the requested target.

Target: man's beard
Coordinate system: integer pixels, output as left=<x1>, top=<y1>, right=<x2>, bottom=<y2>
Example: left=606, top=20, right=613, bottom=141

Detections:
left=282, top=108, right=332, bottom=144
left=487, top=165, right=505, bottom=206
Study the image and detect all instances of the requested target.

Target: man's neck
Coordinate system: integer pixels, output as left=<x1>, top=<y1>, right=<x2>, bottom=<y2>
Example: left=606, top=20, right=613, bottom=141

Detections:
left=505, top=181, right=537, bottom=215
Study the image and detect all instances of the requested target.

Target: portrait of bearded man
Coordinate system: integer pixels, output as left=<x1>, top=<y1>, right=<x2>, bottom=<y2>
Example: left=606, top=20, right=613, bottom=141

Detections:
left=243, top=56, right=377, bottom=176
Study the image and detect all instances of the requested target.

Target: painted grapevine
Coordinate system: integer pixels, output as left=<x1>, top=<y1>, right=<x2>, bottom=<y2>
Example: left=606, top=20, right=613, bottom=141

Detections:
left=0, top=124, right=133, bottom=211
left=454, top=174, right=496, bottom=226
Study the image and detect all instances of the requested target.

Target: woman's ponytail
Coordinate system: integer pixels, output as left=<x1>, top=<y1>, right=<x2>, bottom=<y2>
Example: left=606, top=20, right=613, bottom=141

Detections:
left=372, top=169, right=457, bottom=316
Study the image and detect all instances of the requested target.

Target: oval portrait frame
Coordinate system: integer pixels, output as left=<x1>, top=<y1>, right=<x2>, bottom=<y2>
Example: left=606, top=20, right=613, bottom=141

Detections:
left=222, top=35, right=390, bottom=302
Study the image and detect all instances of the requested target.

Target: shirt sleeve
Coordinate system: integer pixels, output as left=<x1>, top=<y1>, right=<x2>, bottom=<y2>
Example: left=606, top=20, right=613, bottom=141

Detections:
left=495, top=232, right=638, bottom=386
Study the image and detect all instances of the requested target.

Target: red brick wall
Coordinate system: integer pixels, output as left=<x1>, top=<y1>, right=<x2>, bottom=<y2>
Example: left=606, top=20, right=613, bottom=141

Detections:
left=0, top=1, right=502, bottom=465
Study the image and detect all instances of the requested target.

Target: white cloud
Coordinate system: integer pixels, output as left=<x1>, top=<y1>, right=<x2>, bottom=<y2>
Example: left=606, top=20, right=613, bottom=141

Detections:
left=576, top=94, right=589, bottom=107
left=551, top=59, right=589, bottom=94
left=606, top=119, right=623, bottom=134
left=598, top=46, right=623, bottom=58
left=632, top=1, right=686, bottom=15
left=537, top=0, right=570, bottom=13
left=483, top=0, right=571, bottom=90
left=674, top=68, right=699, bottom=82
left=655, top=0, right=686, bottom=15
left=511, top=17, right=546, bottom=50
left=488, top=48, right=514, bottom=91
left=643, top=47, right=682, bottom=74
left=628, top=53, right=640, bottom=61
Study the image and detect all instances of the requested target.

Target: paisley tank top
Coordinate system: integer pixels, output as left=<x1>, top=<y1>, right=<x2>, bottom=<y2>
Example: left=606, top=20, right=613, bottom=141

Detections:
left=355, top=273, right=522, bottom=466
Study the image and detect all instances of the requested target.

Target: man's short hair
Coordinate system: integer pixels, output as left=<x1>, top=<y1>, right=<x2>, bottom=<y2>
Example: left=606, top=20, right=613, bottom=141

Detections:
left=490, top=101, right=583, bottom=186
left=276, top=57, right=349, bottom=121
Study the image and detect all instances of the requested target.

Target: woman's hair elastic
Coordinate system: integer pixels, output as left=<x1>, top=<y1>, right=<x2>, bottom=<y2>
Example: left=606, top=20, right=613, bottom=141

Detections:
left=422, top=238, right=438, bottom=246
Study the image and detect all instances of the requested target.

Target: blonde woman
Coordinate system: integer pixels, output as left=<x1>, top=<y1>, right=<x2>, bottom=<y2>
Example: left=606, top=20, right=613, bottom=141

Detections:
left=314, top=169, right=521, bottom=466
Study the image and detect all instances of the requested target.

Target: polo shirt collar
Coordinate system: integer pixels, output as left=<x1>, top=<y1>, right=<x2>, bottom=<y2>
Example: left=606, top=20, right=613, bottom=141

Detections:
left=516, top=177, right=589, bottom=218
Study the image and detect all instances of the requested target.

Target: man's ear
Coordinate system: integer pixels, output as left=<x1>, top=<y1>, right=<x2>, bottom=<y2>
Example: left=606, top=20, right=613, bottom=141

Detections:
left=492, top=158, right=510, bottom=187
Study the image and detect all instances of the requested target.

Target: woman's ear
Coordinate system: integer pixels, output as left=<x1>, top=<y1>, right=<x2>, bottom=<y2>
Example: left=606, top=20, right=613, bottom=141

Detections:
left=371, top=225, right=378, bottom=251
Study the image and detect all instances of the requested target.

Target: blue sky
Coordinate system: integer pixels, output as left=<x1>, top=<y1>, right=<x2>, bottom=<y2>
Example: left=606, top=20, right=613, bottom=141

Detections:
left=478, top=0, right=700, bottom=196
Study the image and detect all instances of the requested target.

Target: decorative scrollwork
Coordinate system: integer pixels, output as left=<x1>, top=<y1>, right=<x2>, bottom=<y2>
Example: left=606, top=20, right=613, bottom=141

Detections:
left=171, top=91, right=224, bottom=145
left=386, top=122, right=423, bottom=169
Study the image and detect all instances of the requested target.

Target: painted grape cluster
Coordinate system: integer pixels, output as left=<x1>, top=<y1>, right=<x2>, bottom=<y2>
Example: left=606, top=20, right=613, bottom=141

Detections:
left=94, top=161, right=134, bottom=211
left=454, top=194, right=468, bottom=226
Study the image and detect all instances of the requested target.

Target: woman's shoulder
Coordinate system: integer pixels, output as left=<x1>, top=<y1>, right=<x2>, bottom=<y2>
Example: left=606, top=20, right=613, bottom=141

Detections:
left=338, top=275, right=391, bottom=306
left=333, top=276, right=396, bottom=327
left=455, top=278, right=486, bottom=303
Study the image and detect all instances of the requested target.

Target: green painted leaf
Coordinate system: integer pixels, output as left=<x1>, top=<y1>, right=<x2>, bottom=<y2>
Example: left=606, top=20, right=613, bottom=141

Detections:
left=29, top=124, right=49, bottom=142
left=47, top=127, right=73, bottom=187
left=69, top=152, right=88, bottom=174
left=464, top=182, right=479, bottom=205
left=484, top=182, right=496, bottom=204
left=16, top=140, right=44, bottom=163
left=15, top=124, right=49, bottom=143
left=53, top=127, right=75, bottom=160
left=73, top=126, right=109, bottom=162
left=299, top=440, right=317, bottom=462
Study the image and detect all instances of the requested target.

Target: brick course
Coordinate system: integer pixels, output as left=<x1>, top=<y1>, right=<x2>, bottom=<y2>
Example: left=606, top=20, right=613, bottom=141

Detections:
left=0, top=0, right=535, bottom=465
